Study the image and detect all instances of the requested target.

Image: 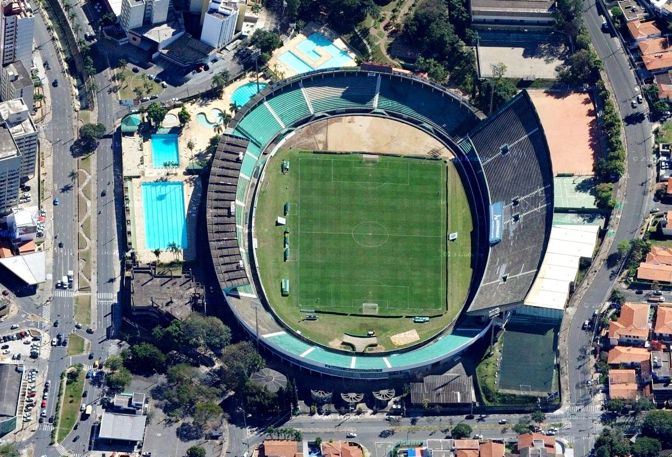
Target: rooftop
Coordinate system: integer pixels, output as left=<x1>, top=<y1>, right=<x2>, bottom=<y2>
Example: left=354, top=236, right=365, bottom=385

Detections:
left=130, top=267, right=201, bottom=321
left=479, top=442, right=505, bottom=457
left=652, top=350, right=671, bottom=379
left=656, top=306, right=672, bottom=335
left=518, top=434, right=555, bottom=451
left=639, top=37, right=672, bottom=56
left=0, top=363, right=21, bottom=417
left=608, top=368, right=639, bottom=400
left=638, top=245, right=672, bottom=282
left=628, top=20, right=661, bottom=40
left=259, top=440, right=303, bottom=457
left=98, top=412, right=147, bottom=442
left=470, top=0, right=555, bottom=14
left=608, top=346, right=650, bottom=364
left=321, top=442, right=364, bottom=457
left=619, top=0, right=647, bottom=22
left=159, top=34, right=212, bottom=68
left=0, top=123, right=18, bottom=160
left=0, top=99, right=35, bottom=138
left=409, top=372, right=474, bottom=405
left=642, top=52, right=672, bottom=72
left=608, top=302, right=650, bottom=340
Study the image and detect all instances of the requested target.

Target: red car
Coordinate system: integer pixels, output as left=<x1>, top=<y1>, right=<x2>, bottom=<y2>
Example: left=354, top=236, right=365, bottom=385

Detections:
left=41, top=400, right=46, bottom=408
left=27, top=392, right=36, bottom=398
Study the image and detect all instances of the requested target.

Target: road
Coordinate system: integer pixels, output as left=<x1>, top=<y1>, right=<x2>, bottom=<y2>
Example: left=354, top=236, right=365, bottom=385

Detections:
left=30, top=9, right=81, bottom=457
left=565, top=1, right=655, bottom=455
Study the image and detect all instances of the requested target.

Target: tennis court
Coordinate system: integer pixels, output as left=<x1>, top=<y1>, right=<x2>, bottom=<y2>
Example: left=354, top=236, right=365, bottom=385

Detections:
left=498, top=321, right=559, bottom=394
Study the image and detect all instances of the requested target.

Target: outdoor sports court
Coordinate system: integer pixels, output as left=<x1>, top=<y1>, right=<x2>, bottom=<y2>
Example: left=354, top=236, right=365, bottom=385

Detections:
left=295, top=153, right=447, bottom=315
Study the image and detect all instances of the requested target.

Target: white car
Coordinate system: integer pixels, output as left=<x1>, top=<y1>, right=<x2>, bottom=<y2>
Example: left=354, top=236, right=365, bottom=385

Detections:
left=51, top=338, right=57, bottom=346
left=346, top=432, right=357, bottom=438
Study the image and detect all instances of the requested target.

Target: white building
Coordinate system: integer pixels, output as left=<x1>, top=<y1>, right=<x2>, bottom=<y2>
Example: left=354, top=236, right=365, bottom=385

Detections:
left=6, top=207, right=36, bottom=241
left=0, top=0, right=33, bottom=68
left=200, top=0, right=238, bottom=49
left=0, top=61, right=32, bottom=111
left=0, top=123, right=20, bottom=214
left=0, top=98, right=35, bottom=180
left=119, top=0, right=169, bottom=31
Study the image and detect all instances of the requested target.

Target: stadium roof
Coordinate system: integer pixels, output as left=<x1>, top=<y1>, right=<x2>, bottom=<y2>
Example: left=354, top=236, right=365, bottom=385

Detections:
left=524, top=225, right=599, bottom=310
left=98, top=412, right=147, bottom=442
left=0, top=364, right=21, bottom=417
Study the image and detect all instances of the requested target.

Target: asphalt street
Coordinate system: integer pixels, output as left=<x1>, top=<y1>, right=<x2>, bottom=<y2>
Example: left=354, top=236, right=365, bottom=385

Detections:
left=563, top=1, right=655, bottom=455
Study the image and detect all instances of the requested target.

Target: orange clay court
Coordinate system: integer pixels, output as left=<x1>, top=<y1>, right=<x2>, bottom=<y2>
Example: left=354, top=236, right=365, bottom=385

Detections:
left=529, top=91, right=598, bottom=176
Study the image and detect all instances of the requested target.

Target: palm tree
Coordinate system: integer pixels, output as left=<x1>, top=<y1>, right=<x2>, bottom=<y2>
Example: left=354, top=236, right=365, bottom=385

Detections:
left=229, top=102, right=238, bottom=114
left=214, top=123, right=223, bottom=135
left=218, top=111, right=232, bottom=128
left=153, top=249, right=161, bottom=263
left=167, top=242, right=181, bottom=260
left=117, top=58, right=127, bottom=69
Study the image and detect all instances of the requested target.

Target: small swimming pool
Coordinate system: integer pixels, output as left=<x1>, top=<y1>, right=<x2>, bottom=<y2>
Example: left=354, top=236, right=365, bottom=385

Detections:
left=142, top=182, right=188, bottom=250
left=279, top=32, right=355, bottom=74
left=151, top=134, right=179, bottom=168
left=162, top=113, right=180, bottom=128
left=231, top=82, right=267, bottom=108
left=196, top=108, right=226, bottom=128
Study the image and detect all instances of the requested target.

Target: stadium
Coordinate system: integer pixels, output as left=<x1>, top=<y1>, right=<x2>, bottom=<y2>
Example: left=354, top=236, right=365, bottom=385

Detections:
left=205, top=66, right=554, bottom=380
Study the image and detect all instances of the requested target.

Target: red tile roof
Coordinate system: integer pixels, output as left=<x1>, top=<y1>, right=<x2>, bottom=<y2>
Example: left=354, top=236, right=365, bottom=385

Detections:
left=628, top=20, right=662, bottom=40
left=656, top=306, right=672, bottom=335
left=480, top=441, right=505, bottom=457
left=608, top=303, right=650, bottom=340
left=518, top=433, right=555, bottom=452
left=608, top=369, right=639, bottom=400
left=608, top=346, right=650, bottom=365
left=260, top=440, right=303, bottom=457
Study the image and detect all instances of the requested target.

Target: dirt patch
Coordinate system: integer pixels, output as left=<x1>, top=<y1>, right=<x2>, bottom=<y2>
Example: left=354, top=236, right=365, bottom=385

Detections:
left=390, top=329, right=420, bottom=346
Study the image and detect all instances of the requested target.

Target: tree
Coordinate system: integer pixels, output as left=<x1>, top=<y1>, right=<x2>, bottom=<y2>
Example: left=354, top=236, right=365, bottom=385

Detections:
left=125, top=342, right=166, bottom=374
left=617, top=240, right=630, bottom=259
left=594, top=182, right=615, bottom=210
left=606, top=398, right=627, bottom=415
left=217, top=341, right=265, bottom=392
left=218, top=111, right=232, bottom=128
left=193, top=400, right=223, bottom=426
left=167, top=364, right=195, bottom=385
left=186, top=446, right=207, bottom=457
left=80, top=123, right=106, bottom=140
left=0, top=444, right=19, bottom=457
left=178, top=106, right=191, bottom=126
left=642, top=410, right=672, bottom=447
left=531, top=410, right=545, bottom=423
left=415, top=56, right=448, bottom=82
left=451, top=423, right=472, bottom=439
left=211, top=71, right=229, bottom=94
left=632, top=437, right=662, bottom=457
left=245, top=381, right=281, bottom=415
left=251, top=29, right=283, bottom=54
left=609, top=289, right=625, bottom=306
left=104, top=354, right=123, bottom=371
left=146, top=102, right=168, bottom=127
left=107, top=367, right=132, bottom=391
left=558, top=49, right=602, bottom=85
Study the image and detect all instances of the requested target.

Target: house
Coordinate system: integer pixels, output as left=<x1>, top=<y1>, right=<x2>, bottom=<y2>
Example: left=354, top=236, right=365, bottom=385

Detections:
left=639, top=37, right=672, bottom=56
left=658, top=72, right=672, bottom=100
left=258, top=440, right=303, bottom=457
left=454, top=440, right=481, bottom=457
left=638, top=245, right=672, bottom=282
left=628, top=20, right=662, bottom=42
left=643, top=52, right=672, bottom=74
left=321, top=441, right=364, bottom=457
left=518, top=433, right=558, bottom=457
left=651, top=350, right=672, bottom=382
left=608, top=369, right=639, bottom=400
left=608, top=346, right=650, bottom=366
left=608, top=303, right=650, bottom=346
left=479, top=442, right=505, bottom=457
left=655, top=306, right=672, bottom=341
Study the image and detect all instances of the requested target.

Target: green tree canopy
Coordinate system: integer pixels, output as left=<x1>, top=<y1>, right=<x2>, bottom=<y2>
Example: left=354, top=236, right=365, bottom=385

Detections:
left=104, top=354, right=124, bottom=371
left=124, top=342, right=166, bottom=374
left=107, top=367, right=132, bottom=391
left=178, top=106, right=191, bottom=126
left=146, top=102, right=168, bottom=127
left=193, top=400, right=223, bottom=427
left=80, top=123, right=106, bottom=140
left=186, top=446, right=207, bottom=457
left=632, top=437, right=662, bottom=457
left=217, top=341, right=265, bottom=392
left=451, top=423, right=472, bottom=439
left=251, top=29, right=283, bottom=54
left=642, top=410, right=672, bottom=447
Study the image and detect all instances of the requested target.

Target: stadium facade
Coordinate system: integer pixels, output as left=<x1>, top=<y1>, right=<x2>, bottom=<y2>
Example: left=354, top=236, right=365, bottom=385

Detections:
left=205, top=66, right=554, bottom=379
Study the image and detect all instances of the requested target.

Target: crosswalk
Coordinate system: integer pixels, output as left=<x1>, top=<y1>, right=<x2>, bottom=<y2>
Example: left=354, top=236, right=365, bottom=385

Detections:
left=568, top=404, right=602, bottom=414
left=96, top=292, right=115, bottom=300
left=53, top=290, right=74, bottom=298
left=38, top=423, right=53, bottom=431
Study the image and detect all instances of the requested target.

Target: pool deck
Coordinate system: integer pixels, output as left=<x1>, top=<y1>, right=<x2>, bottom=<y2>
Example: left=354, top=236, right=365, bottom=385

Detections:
left=268, top=24, right=357, bottom=78
left=122, top=77, right=268, bottom=265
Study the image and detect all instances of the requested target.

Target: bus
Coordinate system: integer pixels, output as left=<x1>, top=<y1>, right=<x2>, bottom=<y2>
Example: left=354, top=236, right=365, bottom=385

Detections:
left=84, top=404, right=92, bottom=418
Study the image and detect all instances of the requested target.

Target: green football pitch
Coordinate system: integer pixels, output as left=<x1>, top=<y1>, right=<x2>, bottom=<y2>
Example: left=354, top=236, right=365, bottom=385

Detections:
left=294, top=153, right=446, bottom=315
left=255, top=150, right=472, bottom=349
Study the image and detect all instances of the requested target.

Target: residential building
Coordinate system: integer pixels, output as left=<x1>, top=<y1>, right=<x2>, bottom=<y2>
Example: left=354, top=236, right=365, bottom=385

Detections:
left=454, top=440, right=481, bottom=457
left=0, top=61, right=32, bottom=110
left=97, top=391, right=148, bottom=448
left=119, top=0, right=169, bottom=31
left=628, top=20, right=661, bottom=42
left=258, top=440, right=303, bottom=457
left=643, top=52, right=672, bottom=74
left=200, top=0, right=238, bottom=48
left=608, top=368, right=639, bottom=400
left=656, top=72, right=672, bottom=100
left=608, top=346, right=650, bottom=366
left=638, top=245, right=672, bottom=282
left=651, top=350, right=671, bottom=382
left=0, top=0, right=34, bottom=68
left=639, top=37, right=672, bottom=56
left=479, top=442, right=505, bottom=457
left=0, top=122, right=20, bottom=214
left=469, top=0, right=556, bottom=31
left=655, top=306, right=672, bottom=341
left=608, top=303, right=650, bottom=346
left=321, top=442, right=364, bottom=457
left=0, top=98, right=36, bottom=179
left=517, top=434, right=558, bottom=457
left=618, top=0, right=646, bottom=22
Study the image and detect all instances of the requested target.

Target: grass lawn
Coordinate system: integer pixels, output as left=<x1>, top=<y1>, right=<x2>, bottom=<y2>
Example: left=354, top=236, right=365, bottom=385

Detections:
left=660, top=121, right=672, bottom=144
left=56, top=368, right=85, bottom=442
left=67, top=333, right=87, bottom=356
left=75, top=295, right=91, bottom=325
left=117, top=68, right=162, bottom=100
left=255, top=150, right=472, bottom=349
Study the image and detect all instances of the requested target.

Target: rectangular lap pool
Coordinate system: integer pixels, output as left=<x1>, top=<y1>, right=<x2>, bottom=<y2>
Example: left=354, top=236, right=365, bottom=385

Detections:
left=141, top=182, right=188, bottom=250
left=151, top=134, right=180, bottom=168
left=279, top=32, right=355, bottom=74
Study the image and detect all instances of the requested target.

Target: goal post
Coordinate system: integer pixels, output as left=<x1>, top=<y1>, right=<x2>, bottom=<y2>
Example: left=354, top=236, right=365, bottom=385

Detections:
left=362, top=154, right=380, bottom=163
left=362, top=302, right=379, bottom=315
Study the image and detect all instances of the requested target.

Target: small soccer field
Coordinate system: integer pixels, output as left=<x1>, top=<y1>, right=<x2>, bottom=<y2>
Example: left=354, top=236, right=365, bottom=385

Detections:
left=255, top=149, right=472, bottom=349
left=294, top=153, right=446, bottom=315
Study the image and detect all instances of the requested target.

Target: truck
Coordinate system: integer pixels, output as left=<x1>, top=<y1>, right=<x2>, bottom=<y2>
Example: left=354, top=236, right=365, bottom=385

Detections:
left=84, top=404, right=92, bottom=417
left=61, top=275, right=68, bottom=289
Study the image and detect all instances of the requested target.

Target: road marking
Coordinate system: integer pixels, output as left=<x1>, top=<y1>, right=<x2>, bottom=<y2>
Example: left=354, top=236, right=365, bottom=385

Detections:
left=96, top=292, right=115, bottom=300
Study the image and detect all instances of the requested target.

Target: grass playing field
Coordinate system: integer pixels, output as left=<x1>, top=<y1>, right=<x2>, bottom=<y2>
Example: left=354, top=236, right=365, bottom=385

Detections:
left=255, top=150, right=472, bottom=349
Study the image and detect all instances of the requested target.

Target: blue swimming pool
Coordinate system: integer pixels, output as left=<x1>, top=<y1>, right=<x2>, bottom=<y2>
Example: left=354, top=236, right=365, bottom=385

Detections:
left=142, top=182, right=188, bottom=250
left=280, top=32, right=355, bottom=74
left=231, top=82, right=267, bottom=108
left=151, top=134, right=179, bottom=168
left=196, top=108, right=226, bottom=128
